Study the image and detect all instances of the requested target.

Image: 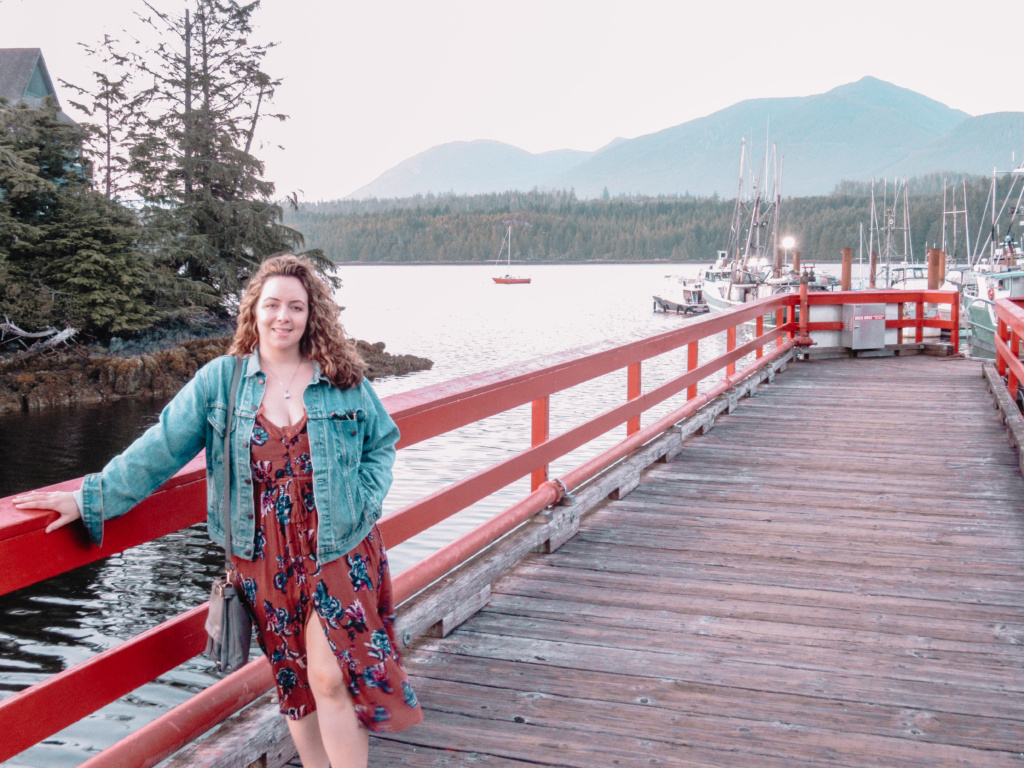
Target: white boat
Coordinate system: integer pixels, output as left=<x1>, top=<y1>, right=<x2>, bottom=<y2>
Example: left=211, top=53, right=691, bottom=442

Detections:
left=965, top=250, right=1024, bottom=356
left=698, top=141, right=837, bottom=318
left=652, top=275, right=709, bottom=314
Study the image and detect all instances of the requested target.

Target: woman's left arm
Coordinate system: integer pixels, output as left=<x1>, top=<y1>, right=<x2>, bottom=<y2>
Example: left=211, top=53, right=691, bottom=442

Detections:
left=356, top=380, right=400, bottom=520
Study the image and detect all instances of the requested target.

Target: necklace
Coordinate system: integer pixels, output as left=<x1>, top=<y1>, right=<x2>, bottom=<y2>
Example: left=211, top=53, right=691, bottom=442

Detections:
left=266, top=361, right=304, bottom=399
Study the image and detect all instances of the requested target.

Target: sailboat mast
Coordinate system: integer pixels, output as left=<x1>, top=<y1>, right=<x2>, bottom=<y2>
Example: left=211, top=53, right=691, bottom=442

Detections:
left=963, top=178, right=971, bottom=266
left=991, top=169, right=997, bottom=264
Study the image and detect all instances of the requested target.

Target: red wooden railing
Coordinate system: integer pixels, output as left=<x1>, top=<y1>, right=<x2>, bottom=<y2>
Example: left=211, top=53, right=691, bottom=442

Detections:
left=994, top=296, right=1024, bottom=398
left=0, top=289, right=959, bottom=767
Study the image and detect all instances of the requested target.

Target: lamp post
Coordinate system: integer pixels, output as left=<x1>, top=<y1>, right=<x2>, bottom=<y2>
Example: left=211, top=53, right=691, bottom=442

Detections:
left=781, top=236, right=795, bottom=278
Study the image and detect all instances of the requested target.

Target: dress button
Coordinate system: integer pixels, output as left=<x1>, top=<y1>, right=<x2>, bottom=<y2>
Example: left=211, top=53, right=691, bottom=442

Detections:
left=350, top=430, right=356, bottom=436
left=243, top=441, right=249, bottom=447
left=247, top=513, right=254, bottom=520
left=244, top=478, right=252, bottom=485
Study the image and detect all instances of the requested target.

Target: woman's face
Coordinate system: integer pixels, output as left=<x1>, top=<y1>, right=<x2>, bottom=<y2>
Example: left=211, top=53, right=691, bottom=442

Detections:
left=255, top=275, right=309, bottom=356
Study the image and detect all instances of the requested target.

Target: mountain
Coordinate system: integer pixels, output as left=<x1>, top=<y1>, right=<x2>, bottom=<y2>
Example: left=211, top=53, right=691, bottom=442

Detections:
left=349, top=140, right=593, bottom=198
left=878, top=112, right=1024, bottom=179
left=348, top=77, right=1024, bottom=200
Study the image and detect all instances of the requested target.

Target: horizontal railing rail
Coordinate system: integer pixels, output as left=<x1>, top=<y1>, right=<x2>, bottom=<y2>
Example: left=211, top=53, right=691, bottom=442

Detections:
left=0, top=288, right=958, bottom=767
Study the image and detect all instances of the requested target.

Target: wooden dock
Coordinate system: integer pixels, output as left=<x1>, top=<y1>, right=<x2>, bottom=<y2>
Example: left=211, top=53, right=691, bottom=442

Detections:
left=322, top=355, right=1024, bottom=767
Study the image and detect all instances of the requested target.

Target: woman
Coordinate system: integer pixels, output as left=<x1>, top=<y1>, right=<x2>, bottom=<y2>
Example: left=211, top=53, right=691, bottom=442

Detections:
left=13, top=254, right=422, bottom=768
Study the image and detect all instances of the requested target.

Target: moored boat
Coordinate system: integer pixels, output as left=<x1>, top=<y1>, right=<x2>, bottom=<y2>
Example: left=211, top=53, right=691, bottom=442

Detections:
left=965, top=265, right=1024, bottom=355
left=492, top=224, right=530, bottom=285
left=652, top=274, right=709, bottom=314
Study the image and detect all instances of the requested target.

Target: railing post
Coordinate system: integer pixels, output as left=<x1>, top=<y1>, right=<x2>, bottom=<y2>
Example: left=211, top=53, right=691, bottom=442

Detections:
left=627, top=362, right=641, bottom=436
left=951, top=294, right=960, bottom=354
left=531, top=396, right=549, bottom=491
left=755, top=315, right=764, bottom=359
left=687, top=341, right=698, bottom=400
left=726, top=326, right=737, bottom=376
left=898, top=302, right=905, bottom=345
left=776, top=307, right=785, bottom=346
left=795, top=271, right=812, bottom=346
left=997, top=318, right=1008, bottom=377
left=915, top=300, right=924, bottom=343
left=1009, top=330, right=1020, bottom=398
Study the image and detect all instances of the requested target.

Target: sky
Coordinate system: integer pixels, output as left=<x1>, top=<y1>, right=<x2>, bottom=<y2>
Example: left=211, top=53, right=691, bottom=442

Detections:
left=2, top=0, right=1022, bottom=202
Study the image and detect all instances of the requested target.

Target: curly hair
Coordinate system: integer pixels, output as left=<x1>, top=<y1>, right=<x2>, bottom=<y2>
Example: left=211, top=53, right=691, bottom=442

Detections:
left=229, top=254, right=364, bottom=389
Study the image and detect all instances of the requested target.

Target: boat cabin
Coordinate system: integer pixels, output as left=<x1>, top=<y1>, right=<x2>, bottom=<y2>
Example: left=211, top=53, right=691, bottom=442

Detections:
left=978, top=270, right=1024, bottom=300
left=888, top=265, right=928, bottom=285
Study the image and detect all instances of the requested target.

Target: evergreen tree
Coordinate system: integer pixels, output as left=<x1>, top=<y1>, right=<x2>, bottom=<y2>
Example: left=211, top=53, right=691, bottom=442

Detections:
left=37, top=189, right=153, bottom=334
left=59, top=34, right=143, bottom=201
left=122, top=0, right=329, bottom=305
left=0, top=98, right=151, bottom=338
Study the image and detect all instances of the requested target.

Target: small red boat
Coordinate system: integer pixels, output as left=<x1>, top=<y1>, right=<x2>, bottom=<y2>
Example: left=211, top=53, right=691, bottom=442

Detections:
left=493, top=224, right=531, bottom=285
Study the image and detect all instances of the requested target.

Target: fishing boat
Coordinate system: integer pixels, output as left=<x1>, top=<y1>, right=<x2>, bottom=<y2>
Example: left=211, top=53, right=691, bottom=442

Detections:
left=699, top=141, right=837, bottom=316
left=700, top=139, right=781, bottom=312
left=652, top=275, right=709, bottom=314
left=492, top=224, right=531, bottom=285
left=866, top=179, right=959, bottom=338
left=956, top=162, right=1024, bottom=354
left=965, top=263, right=1024, bottom=355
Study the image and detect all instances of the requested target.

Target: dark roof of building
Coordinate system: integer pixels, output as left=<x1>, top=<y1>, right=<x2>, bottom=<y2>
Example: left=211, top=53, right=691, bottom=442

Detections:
left=0, top=48, right=61, bottom=108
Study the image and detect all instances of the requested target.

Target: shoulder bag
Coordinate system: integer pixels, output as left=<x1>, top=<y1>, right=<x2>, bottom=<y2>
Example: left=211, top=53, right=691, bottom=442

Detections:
left=204, top=356, right=253, bottom=673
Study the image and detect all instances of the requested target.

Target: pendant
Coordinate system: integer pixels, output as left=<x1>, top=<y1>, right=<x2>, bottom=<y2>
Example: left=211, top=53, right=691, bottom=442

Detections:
left=284, top=391, right=291, bottom=399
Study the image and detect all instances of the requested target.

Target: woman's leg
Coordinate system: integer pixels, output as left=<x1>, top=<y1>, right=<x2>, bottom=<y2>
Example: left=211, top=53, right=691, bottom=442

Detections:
left=304, top=609, right=370, bottom=768
left=285, top=711, right=330, bottom=768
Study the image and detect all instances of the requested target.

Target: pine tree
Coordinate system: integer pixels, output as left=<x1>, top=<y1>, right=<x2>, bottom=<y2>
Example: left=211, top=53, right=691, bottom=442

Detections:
left=122, top=0, right=330, bottom=305
left=59, top=34, right=143, bottom=201
left=38, top=189, right=153, bottom=334
left=0, top=98, right=152, bottom=338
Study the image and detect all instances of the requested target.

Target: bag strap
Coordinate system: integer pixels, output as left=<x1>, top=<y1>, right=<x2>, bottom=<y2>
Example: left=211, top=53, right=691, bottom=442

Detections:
left=223, top=356, right=243, bottom=574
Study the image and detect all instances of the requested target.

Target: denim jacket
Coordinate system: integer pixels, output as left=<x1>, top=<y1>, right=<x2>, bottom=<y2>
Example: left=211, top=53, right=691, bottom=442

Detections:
left=80, top=353, right=399, bottom=565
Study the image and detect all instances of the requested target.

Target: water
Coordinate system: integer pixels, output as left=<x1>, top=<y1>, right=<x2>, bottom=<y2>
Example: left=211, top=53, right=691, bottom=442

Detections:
left=0, top=262, right=818, bottom=766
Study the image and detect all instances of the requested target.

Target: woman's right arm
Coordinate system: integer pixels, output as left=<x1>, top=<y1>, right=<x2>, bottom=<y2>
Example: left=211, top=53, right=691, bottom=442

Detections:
left=74, top=364, right=216, bottom=545
left=15, top=362, right=221, bottom=544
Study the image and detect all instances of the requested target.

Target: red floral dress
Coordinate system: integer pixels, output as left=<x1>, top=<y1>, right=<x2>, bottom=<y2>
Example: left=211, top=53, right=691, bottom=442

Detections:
left=232, top=407, right=422, bottom=732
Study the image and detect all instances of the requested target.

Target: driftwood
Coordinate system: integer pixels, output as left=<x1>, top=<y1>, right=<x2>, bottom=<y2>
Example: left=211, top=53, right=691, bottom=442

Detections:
left=1, top=319, right=78, bottom=362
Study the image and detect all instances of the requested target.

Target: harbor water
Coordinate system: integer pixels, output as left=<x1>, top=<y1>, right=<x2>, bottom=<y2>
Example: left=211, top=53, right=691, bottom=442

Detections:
left=0, top=262, right=835, bottom=767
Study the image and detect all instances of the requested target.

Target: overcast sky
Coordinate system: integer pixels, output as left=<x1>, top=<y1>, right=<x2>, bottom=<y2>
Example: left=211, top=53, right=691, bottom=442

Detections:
left=2, top=0, right=1021, bottom=202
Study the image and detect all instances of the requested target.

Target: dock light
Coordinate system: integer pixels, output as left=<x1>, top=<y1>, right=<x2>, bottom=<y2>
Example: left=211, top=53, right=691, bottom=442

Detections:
left=782, top=236, right=796, bottom=250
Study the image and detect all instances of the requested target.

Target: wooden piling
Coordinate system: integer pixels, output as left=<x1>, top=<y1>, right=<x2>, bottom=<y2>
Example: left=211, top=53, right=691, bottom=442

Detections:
left=928, top=248, right=941, bottom=290
left=841, top=248, right=852, bottom=290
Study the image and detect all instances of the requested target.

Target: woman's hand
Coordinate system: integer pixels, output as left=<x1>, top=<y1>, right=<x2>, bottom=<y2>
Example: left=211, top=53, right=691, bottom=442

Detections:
left=12, top=491, right=82, bottom=533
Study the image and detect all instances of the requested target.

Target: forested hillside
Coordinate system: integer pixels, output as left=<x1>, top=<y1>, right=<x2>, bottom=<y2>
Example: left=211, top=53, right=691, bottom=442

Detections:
left=286, top=174, right=1019, bottom=265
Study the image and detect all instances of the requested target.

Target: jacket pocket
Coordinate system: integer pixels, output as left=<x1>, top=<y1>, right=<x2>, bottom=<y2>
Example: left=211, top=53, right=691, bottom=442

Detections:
left=330, top=409, right=365, bottom=468
left=206, top=406, right=228, bottom=462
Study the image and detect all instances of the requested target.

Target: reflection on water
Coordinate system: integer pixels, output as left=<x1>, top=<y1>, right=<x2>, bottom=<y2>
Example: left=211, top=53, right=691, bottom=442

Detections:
left=0, top=262, right=820, bottom=766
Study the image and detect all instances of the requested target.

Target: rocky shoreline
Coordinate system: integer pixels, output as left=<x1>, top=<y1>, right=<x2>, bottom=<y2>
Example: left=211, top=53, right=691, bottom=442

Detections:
left=0, top=338, right=433, bottom=414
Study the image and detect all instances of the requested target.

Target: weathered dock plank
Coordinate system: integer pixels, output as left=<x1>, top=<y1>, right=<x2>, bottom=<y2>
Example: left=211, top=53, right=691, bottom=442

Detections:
left=288, top=356, right=1024, bottom=767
